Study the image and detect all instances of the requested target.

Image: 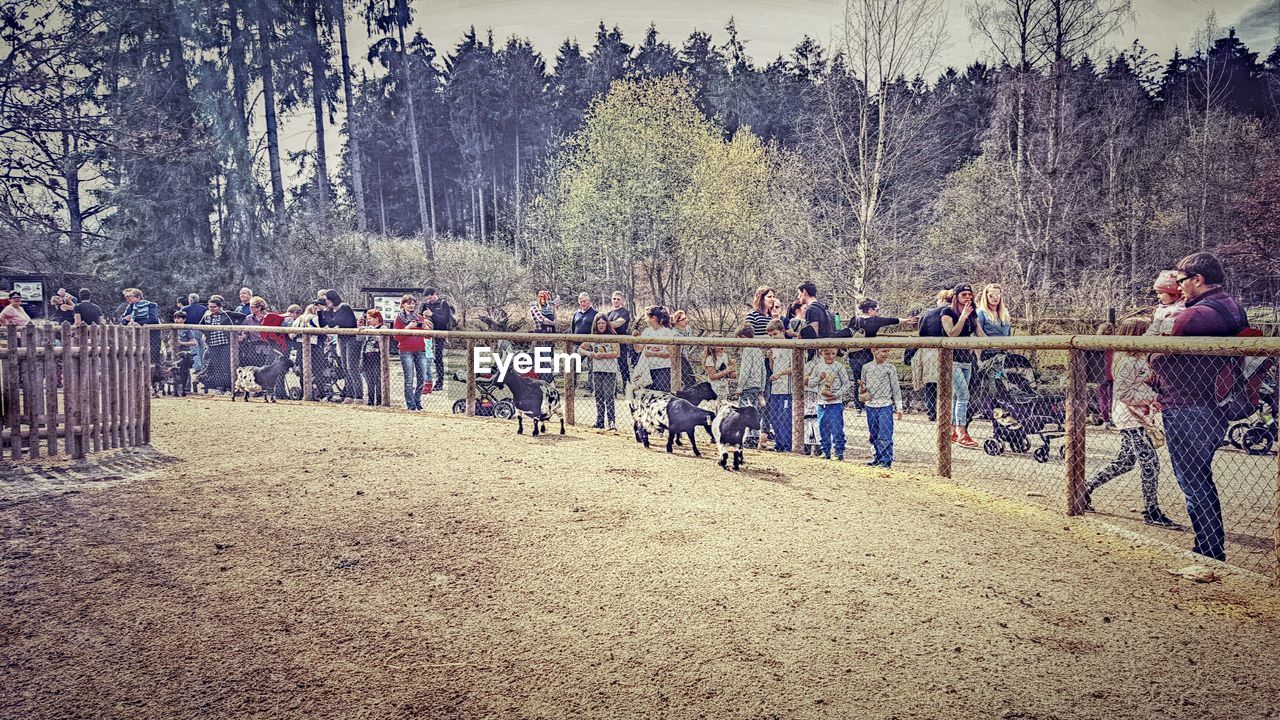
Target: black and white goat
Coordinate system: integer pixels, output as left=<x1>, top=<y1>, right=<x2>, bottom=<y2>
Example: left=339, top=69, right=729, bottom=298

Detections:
left=626, top=383, right=716, bottom=455
left=152, top=351, right=195, bottom=397
left=712, top=403, right=761, bottom=471
left=504, top=372, right=565, bottom=436
left=232, top=352, right=293, bottom=402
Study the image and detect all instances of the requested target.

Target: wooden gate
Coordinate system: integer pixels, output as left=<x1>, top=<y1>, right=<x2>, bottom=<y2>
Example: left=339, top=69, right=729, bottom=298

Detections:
left=0, top=324, right=151, bottom=460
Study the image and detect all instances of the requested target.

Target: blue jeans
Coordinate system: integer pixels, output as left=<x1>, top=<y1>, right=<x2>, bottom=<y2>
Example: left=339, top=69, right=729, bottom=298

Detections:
left=649, top=367, right=671, bottom=392
left=818, top=403, right=846, bottom=458
left=770, top=393, right=793, bottom=452
left=952, top=362, right=972, bottom=426
left=400, top=351, right=431, bottom=410
left=1163, top=406, right=1227, bottom=561
left=867, top=405, right=895, bottom=465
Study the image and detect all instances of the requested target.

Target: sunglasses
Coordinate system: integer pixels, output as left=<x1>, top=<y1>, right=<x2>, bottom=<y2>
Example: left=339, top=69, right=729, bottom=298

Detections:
left=1175, top=275, right=1195, bottom=285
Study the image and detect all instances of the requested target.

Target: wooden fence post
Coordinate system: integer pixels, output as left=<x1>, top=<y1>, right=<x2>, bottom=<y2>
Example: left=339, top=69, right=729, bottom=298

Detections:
left=76, top=323, right=90, bottom=455
left=229, top=331, right=239, bottom=379
left=670, top=342, right=683, bottom=394
left=465, top=339, right=477, bottom=416
left=85, top=325, right=99, bottom=454
left=791, top=347, right=805, bottom=455
left=123, top=324, right=135, bottom=448
left=1065, top=348, right=1088, bottom=516
left=43, top=325, right=58, bottom=457
left=96, top=325, right=107, bottom=452
left=379, top=336, right=391, bottom=407
left=936, top=348, right=953, bottom=479
left=141, top=328, right=151, bottom=444
left=301, top=333, right=313, bottom=402
left=109, top=325, right=121, bottom=449
left=20, top=325, right=38, bottom=460
left=563, top=340, right=576, bottom=426
left=3, top=327, right=19, bottom=460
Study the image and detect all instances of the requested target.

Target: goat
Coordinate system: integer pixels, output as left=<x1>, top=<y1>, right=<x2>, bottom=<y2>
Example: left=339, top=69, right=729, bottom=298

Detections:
left=232, top=352, right=293, bottom=403
left=504, top=371, right=564, bottom=436
left=663, top=398, right=716, bottom=456
left=627, top=381, right=717, bottom=448
left=675, top=381, right=717, bottom=407
left=152, top=351, right=195, bottom=397
left=712, top=403, right=761, bottom=471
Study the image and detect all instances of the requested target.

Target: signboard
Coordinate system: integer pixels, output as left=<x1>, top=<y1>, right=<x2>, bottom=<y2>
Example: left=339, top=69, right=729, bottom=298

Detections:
left=370, top=294, right=405, bottom=322
left=12, top=281, right=42, bottom=302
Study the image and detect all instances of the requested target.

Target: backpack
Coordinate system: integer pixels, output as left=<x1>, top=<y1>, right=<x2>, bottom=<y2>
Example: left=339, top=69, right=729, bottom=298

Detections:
left=800, top=302, right=833, bottom=339
left=1202, top=298, right=1264, bottom=421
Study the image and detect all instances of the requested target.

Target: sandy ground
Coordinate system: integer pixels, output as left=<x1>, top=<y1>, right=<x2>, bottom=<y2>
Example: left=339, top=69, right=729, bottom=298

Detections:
left=3, top=398, right=1280, bottom=720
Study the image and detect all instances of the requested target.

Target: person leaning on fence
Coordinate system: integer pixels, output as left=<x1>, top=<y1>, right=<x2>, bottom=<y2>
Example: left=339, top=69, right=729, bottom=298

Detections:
left=1149, top=251, right=1250, bottom=562
left=1082, top=317, right=1176, bottom=528
left=579, top=314, right=620, bottom=431
left=736, top=325, right=768, bottom=449
left=639, top=306, right=676, bottom=391
left=198, top=295, right=245, bottom=393
left=703, top=343, right=733, bottom=411
left=940, top=284, right=986, bottom=448
left=808, top=346, right=849, bottom=461
left=318, top=289, right=361, bottom=404
left=120, top=287, right=161, bottom=365
left=1, top=290, right=31, bottom=327
left=172, top=311, right=201, bottom=393
left=671, top=310, right=699, bottom=387
left=572, top=292, right=599, bottom=393
left=293, top=303, right=324, bottom=397
left=1146, top=270, right=1186, bottom=336
left=359, top=309, right=385, bottom=406
left=847, top=298, right=910, bottom=414
left=52, top=288, right=78, bottom=324
left=393, top=295, right=432, bottom=412
left=607, top=291, right=633, bottom=389
left=765, top=319, right=794, bottom=452
left=72, top=289, right=104, bottom=327
left=422, top=288, right=454, bottom=391
left=912, top=289, right=953, bottom=423
left=860, top=347, right=903, bottom=468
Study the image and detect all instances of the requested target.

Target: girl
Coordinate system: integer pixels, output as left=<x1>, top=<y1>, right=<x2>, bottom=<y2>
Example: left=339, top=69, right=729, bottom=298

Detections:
left=393, top=295, right=432, bottom=411
left=745, top=287, right=777, bottom=337
left=765, top=319, right=793, bottom=452
left=1083, top=317, right=1175, bottom=527
left=975, top=284, right=1012, bottom=337
left=579, top=315, right=620, bottom=431
left=703, top=344, right=734, bottom=409
left=1146, top=270, right=1186, bottom=336
left=671, top=310, right=697, bottom=387
left=639, top=306, right=676, bottom=392
left=360, top=309, right=385, bottom=406
left=940, top=284, right=986, bottom=448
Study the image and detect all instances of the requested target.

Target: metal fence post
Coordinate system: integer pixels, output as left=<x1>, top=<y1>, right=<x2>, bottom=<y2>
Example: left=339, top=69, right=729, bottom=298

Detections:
left=228, top=331, right=239, bottom=380
left=563, top=340, right=576, bottom=426
left=1065, top=348, right=1088, bottom=516
left=1274, top=356, right=1279, bottom=587
left=936, top=348, right=953, bottom=479
left=465, top=339, right=477, bottom=416
left=791, top=347, right=805, bottom=454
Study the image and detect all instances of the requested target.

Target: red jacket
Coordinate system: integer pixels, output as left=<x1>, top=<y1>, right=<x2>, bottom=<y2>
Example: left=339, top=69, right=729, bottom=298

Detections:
left=393, top=314, right=427, bottom=353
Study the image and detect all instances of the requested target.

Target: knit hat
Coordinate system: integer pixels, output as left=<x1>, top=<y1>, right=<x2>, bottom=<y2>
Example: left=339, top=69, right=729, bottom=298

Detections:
left=1152, top=270, right=1180, bottom=294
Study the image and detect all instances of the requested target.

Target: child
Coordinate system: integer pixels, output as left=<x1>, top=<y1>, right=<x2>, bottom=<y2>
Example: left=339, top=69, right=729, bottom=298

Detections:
left=1145, top=270, right=1186, bottom=336
left=703, top=344, right=734, bottom=411
left=736, top=325, right=768, bottom=448
left=765, top=320, right=793, bottom=452
left=1083, top=317, right=1175, bottom=527
left=859, top=347, right=903, bottom=468
left=173, top=310, right=200, bottom=394
left=807, top=347, right=850, bottom=460
left=579, top=315, right=620, bottom=431
left=360, top=309, right=385, bottom=406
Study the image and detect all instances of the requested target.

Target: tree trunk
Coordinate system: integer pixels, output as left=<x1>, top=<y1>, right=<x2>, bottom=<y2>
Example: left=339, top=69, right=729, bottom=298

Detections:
left=396, top=2, right=433, bottom=262
left=333, top=0, right=367, bottom=235
left=426, top=150, right=437, bottom=241
left=306, top=0, right=329, bottom=202
left=257, top=0, right=285, bottom=221
left=478, top=175, right=487, bottom=242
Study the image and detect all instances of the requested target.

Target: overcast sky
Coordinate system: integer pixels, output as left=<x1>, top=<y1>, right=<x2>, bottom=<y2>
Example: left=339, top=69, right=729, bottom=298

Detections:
left=276, top=0, right=1279, bottom=187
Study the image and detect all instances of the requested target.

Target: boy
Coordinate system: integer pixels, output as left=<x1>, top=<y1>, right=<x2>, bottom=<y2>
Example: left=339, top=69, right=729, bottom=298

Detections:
left=860, top=347, right=904, bottom=468
left=807, top=347, right=850, bottom=460
left=765, top=320, right=793, bottom=452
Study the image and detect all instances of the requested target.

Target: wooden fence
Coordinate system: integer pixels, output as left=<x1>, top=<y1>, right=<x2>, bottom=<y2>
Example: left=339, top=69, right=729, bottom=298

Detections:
left=0, top=324, right=151, bottom=460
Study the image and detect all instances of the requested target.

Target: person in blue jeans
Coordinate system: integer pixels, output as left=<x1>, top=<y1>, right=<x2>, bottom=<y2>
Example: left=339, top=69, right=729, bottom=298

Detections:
left=393, top=295, right=433, bottom=411
left=1150, top=252, right=1249, bottom=562
left=860, top=347, right=903, bottom=467
left=766, top=321, right=793, bottom=452
left=808, top=347, right=849, bottom=460
left=940, top=283, right=986, bottom=448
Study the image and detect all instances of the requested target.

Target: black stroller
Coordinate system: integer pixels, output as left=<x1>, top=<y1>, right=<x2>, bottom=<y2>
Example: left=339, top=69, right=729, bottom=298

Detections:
left=281, top=341, right=346, bottom=402
left=979, top=352, right=1066, bottom=463
left=450, top=370, right=516, bottom=418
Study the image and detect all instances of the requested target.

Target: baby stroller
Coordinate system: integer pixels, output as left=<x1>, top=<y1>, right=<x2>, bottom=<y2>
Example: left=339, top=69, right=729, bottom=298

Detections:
left=449, top=369, right=516, bottom=418
left=980, top=352, right=1066, bottom=463
left=283, top=342, right=346, bottom=402
left=1226, top=356, right=1277, bottom=455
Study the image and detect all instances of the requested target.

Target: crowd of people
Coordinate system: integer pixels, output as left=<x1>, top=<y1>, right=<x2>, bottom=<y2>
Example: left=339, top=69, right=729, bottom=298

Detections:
left=3, top=251, right=1257, bottom=563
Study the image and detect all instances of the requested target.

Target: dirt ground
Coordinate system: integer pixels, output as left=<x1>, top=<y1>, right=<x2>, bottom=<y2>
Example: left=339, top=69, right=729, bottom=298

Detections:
left=3, top=399, right=1280, bottom=720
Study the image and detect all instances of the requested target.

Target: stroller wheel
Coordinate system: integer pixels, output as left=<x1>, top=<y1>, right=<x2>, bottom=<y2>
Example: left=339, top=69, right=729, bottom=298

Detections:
left=1242, top=426, right=1274, bottom=455
left=451, top=399, right=467, bottom=415
left=1227, top=422, right=1250, bottom=449
left=1010, top=435, right=1031, bottom=454
left=494, top=400, right=516, bottom=420
left=1033, top=446, right=1050, bottom=463
left=983, top=439, right=1004, bottom=456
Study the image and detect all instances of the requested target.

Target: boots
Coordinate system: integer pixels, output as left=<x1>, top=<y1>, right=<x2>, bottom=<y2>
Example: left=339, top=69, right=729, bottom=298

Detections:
left=956, top=427, right=978, bottom=448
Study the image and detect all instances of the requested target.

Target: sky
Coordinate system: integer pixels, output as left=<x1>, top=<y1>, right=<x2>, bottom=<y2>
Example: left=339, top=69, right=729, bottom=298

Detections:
left=275, top=0, right=1279, bottom=188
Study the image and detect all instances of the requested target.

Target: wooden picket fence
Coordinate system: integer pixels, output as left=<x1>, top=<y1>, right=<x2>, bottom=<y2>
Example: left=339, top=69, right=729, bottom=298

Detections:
left=0, top=323, right=151, bottom=460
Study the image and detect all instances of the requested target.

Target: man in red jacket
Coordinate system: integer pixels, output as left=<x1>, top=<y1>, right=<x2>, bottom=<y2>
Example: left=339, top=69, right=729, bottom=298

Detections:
left=1150, top=252, right=1249, bottom=562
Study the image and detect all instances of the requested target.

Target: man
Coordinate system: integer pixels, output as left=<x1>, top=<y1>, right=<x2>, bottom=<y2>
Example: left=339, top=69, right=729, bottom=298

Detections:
left=847, top=298, right=914, bottom=413
left=319, top=289, right=360, bottom=404
left=72, top=289, right=104, bottom=326
left=1150, top=252, right=1249, bottom=562
left=236, top=287, right=253, bottom=316
left=796, top=282, right=832, bottom=340
left=52, top=288, right=78, bottom=324
left=423, top=287, right=455, bottom=391
left=572, top=292, right=599, bottom=392
left=607, top=291, right=634, bottom=388
left=182, top=293, right=208, bottom=326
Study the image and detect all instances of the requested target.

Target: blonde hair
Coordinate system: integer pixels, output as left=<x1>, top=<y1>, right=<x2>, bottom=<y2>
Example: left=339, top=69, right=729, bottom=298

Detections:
left=1116, top=317, right=1148, bottom=337
left=977, top=284, right=1010, bottom=323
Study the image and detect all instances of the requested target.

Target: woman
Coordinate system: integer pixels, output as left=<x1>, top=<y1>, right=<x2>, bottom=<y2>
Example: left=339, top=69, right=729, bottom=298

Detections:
left=745, top=287, right=777, bottom=337
left=318, top=289, right=360, bottom=404
left=975, top=284, right=1012, bottom=337
left=579, top=315, right=620, bottom=431
left=671, top=310, right=697, bottom=387
left=0, top=291, right=31, bottom=327
left=639, top=306, right=676, bottom=392
left=940, top=284, right=986, bottom=448
left=703, top=344, right=734, bottom=409
left=912, top=290, right=952, bottom=422
left=785, top=301, right=807, bottom=338
left=393, top=295, right=432, bottom=411
left=360, top=309, right=385, bottom=406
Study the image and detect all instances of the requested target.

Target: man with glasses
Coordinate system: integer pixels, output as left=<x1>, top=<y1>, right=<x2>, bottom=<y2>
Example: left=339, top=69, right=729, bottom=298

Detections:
left=607, top=292, right=633, bottom=389
left=1150, top=252, right=1249, bottom=562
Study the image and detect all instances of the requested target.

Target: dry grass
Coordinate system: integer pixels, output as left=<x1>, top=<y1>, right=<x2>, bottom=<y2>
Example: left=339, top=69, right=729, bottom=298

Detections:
left=2, top=398, right=1280, bottom=719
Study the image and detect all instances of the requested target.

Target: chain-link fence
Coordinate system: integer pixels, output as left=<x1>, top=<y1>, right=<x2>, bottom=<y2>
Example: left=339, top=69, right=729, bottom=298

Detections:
left=149, top=324, right=1280, bottom=581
